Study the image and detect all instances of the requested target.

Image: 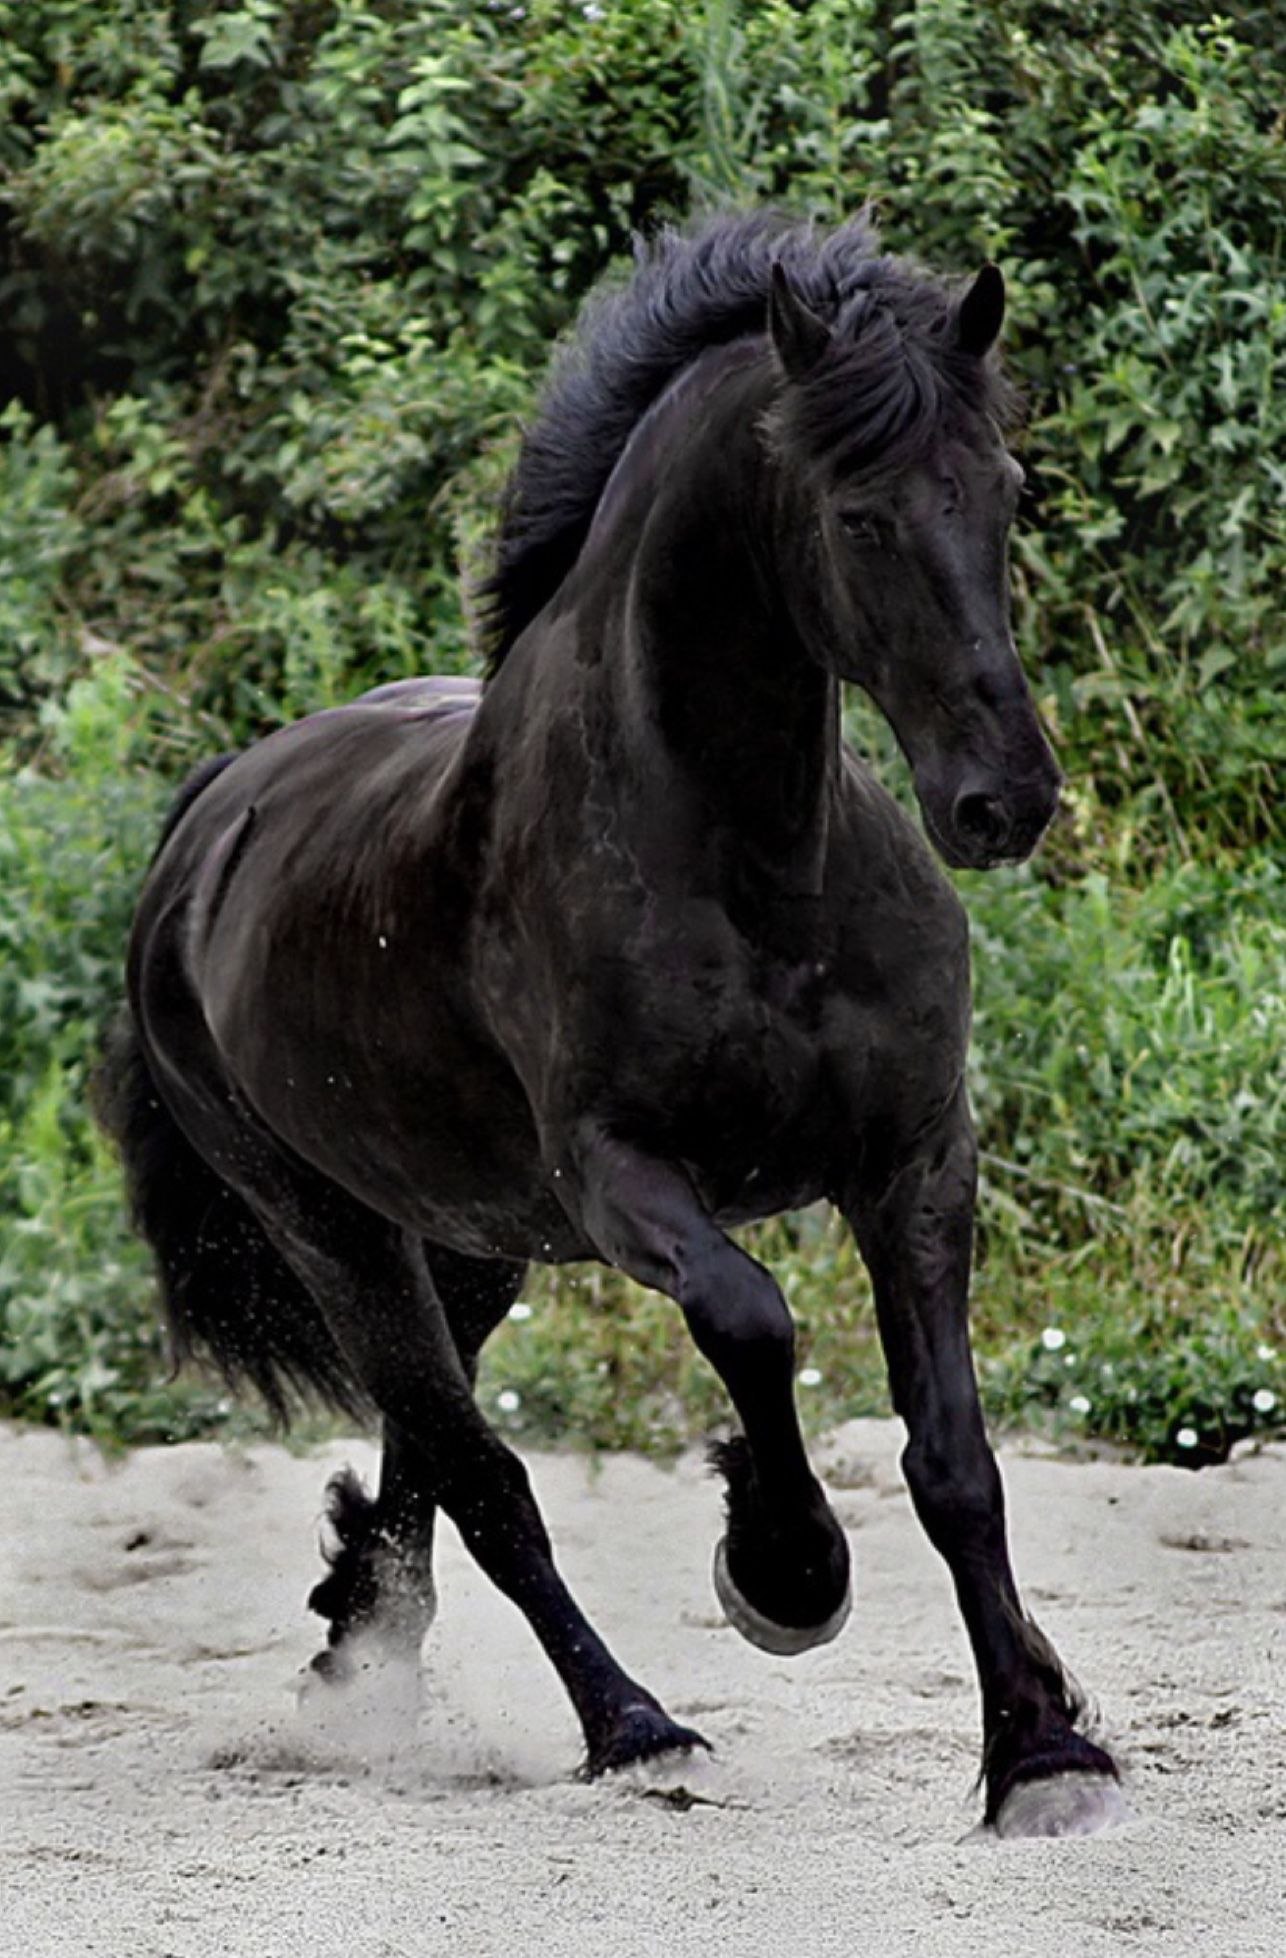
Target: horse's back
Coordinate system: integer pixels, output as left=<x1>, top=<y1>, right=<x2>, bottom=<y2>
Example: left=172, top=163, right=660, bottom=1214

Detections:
left=148, top=680, right=479, bottom=935
left=124, top=677, right=577, bottom=1251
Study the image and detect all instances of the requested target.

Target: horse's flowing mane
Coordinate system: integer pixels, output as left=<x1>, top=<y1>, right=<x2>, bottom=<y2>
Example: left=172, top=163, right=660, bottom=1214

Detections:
left=480, top=209, right=1017, bottom=672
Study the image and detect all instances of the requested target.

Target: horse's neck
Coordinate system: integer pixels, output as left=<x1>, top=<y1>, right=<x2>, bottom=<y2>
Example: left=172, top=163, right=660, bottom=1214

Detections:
left=613, top=364, right=838, bottom=892
left=478, top=351, right=839, bottom=903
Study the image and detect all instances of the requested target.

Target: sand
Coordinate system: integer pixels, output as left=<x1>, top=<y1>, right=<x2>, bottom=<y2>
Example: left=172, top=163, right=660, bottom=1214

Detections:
left=2, top=1416, right=1284, bottom=1957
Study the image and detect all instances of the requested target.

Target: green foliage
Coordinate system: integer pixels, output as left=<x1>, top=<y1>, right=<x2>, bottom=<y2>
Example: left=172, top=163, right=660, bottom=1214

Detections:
left=0, top=1070, right=234, bottom=1444
left=0, top=2, right=1282, bottom=1458
left=0, top=401, right=83, bottom=718
left=980, top=1282, right=1283, bottom=1471
left=967, top=859, right=1286, bottom=1236
left=0, top=0, right=702, bottom=734
left=0, top=656, right=161, bottom=1124
left=964, top=858, right=1285, bottom=1462
left=2, top=2, right=1281, bottom=838
left=1016, top=17, right=1286, bottom=850
left=0, top=655, right=205, bottom=1439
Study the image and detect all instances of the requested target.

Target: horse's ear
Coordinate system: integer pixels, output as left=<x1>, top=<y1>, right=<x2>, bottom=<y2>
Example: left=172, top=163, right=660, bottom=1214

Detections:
left=956, top=263, right=1005, bottom=357
left=768, top=263, right=832, bottom=380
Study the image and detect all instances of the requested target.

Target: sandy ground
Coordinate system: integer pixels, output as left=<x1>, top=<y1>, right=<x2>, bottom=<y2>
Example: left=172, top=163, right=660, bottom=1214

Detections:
left=2, top=1416, right=1285, bottom=1958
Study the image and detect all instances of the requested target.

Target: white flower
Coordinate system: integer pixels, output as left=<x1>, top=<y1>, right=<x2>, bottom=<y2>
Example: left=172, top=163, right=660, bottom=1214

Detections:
left=1068, top=1395, right=1092, bottom=1416
left=798, top=1367, right=823, bottom=1388
left=1252, top=1388, right=1277, bottom=1416
left=508, top=1302, right=533, bottom=1322
left=1175, top=1426, right=1199, bottom=1450
left=496, top=1389, right=521, bottom=1413
left=1041, top=1327, right=1067, bottom=1352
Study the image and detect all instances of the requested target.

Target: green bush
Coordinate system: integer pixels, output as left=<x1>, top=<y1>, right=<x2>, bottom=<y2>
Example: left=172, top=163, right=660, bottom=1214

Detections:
left=0, top=2, right=1282, bottom=1458
left=0, top=657, right=160, bottom=1114
left=2, top=2, right=1280, bottom=835
left=0, top=401, right=83, bottom=723
left=0, top=0, right=700, bottom=734
left=0, top=655, right=198, bottom=1438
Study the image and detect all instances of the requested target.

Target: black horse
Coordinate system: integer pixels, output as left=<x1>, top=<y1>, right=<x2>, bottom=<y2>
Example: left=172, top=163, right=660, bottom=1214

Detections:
left=99, top=213, right=1124, bottom=1835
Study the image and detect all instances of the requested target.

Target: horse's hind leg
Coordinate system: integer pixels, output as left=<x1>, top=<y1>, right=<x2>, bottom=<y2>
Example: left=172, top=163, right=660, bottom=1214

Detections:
left=296, top=1223, right=705, bottom=1774
left=130, top=958, right=701, bottom=1775
left=307, top=1423, right=437, bottom=1681
left=844, top=1086, right=1126, bottom=1838
left=307, top=1248, right=524, bottom=1680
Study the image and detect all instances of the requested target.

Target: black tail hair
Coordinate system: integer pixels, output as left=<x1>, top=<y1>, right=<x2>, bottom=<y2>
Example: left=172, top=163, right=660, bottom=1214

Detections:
left=94, top=759, right=371, bottom=1426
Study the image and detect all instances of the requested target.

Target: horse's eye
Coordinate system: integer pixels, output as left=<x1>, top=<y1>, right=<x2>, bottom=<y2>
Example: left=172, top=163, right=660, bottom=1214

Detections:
left=839, top=511, right=880, bottom=544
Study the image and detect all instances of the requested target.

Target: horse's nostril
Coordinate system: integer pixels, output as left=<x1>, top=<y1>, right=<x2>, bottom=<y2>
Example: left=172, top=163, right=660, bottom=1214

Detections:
left=953, top=791, right=1010, bottom=850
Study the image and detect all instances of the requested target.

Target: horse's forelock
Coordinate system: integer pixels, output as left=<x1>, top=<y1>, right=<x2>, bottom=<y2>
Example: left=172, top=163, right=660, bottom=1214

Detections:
left=775, top=269, right=1016, bottom=484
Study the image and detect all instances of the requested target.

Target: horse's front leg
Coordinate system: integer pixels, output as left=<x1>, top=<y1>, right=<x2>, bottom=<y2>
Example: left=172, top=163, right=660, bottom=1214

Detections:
left=566, top=1126, right=851, bottom=1652
left=844, top=1087, right=1126, bottom=1837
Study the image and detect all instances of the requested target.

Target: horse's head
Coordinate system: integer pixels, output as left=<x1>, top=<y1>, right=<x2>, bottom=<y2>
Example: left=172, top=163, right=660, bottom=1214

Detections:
left=768, top=261, right=1061, bottom=870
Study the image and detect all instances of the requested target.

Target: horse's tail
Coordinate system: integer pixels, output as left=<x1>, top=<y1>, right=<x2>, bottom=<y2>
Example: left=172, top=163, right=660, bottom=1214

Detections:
left=94, top=759, right=371, bottom=1426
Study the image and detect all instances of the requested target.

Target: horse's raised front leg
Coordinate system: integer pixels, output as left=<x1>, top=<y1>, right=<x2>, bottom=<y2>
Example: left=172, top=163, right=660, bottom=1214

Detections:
left=566, top=1126, right=851, bottom=1652
left=844, top=1087, right=1126, bottom=1837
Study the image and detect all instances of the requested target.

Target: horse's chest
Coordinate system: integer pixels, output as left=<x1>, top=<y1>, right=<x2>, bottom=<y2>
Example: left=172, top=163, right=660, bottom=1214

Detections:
left=611, top=950, right=828, bottom=1156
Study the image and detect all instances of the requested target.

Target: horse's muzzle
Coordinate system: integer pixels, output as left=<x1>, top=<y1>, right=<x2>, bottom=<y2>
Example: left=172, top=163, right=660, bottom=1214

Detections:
left=924, top=765, right=1062, bottom=870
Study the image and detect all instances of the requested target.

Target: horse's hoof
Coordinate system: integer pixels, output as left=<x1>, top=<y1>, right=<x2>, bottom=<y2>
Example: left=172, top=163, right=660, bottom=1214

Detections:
left=712, top=1537, right=851, bottom=1656
left=993, top=1772, right=1131, bottom=1840
left=581, top=1702, right=711, bottom=1779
